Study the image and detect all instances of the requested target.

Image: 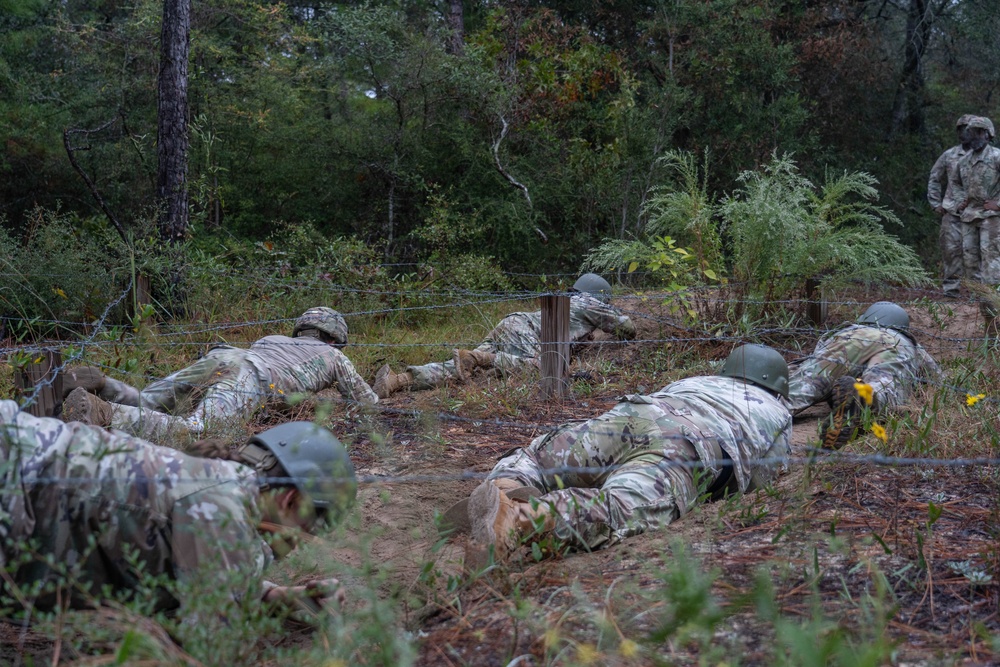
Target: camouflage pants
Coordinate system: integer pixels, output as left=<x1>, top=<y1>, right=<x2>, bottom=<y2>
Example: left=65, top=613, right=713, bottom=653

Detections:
left=979, top=218, right=1000, bottom=285
left=487, top=401, right=727, bottom=551
left=408, top=313, right=541, bottom=390
left=787, top=349, right=915, bottom=414
left=102, top=349, right=270, bottom=439
left=940, top=213, right=981, bottom=293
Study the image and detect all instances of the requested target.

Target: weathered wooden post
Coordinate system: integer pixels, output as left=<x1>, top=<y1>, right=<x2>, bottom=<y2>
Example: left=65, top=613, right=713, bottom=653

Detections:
left=805, top=277, right=827, bottom=326
left=14, top=350, right=63, bottom=417
left=539, top=293, right=570, bottom=399
left=131, top=273, right=152, bottom=320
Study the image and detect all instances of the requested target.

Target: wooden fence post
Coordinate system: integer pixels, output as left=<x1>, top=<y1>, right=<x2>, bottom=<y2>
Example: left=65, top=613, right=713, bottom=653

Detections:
left=539, top=294, right=570, bottom=400
left=13, top=350, right=63, bottom=417
left=131, top=272, right=152, bottom=320
left=805, top=277, right=827, bottom=326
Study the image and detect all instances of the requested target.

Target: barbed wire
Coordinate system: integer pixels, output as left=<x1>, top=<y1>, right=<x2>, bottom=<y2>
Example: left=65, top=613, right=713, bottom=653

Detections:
left=7, top=449, right=1000, bottom=489
left=5, top=273, right=998, bottom=453
left=14, top=279, right=135, bottom=411
left=2, top=326, right=991, bottom=365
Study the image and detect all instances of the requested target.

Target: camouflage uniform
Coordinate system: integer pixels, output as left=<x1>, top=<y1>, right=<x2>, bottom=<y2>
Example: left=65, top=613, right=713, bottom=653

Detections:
left=958, top=145, right=1000, bottom=284
left=0, top=400, right=272, bottom=613
left=100, top=336, right=377, bottom=438
left=408, top=293, right=636, bottom=390
left=486, top=376, right=791, bottom=551
left=928, top=143, right=975, bottom=291
left=786, top=324, right=940, bottom=414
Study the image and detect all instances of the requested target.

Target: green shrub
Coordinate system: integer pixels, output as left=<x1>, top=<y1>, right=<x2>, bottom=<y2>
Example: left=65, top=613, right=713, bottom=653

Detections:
left=0, top=208, right=130, bottom=338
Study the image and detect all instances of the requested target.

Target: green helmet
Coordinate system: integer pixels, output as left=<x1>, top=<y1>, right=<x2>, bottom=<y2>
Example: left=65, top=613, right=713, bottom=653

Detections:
left=293, top=307, right=348, bottom=345
left=247, top=421, right=357, bottom=521
left=719, top=344, right=789, bottom=399
left=857, top=302, right=909, bottom=333
left=572, top=273, right=613, bottom=303
left=956, top=114, right=976, bottom=129
left=967, top=116, right=995, bottom=140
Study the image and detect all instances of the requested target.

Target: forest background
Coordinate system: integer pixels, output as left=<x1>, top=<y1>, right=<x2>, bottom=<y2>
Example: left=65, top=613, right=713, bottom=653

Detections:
left=3, top=3, right=1000, bottom=664
left=2, top=0, right=999, bottom=311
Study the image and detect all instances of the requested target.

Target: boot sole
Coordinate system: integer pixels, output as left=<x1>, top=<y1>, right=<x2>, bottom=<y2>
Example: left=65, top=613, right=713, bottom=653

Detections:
left=62, top=386, right=94, bottom=424
left=439, top=486, right=540, bottom=536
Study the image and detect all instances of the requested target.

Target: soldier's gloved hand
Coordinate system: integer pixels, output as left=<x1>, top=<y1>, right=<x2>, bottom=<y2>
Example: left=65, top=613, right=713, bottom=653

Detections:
left=263, top=578, right=345, bottom=618
left=933, top=206, right=946, bottom=215
left=985, top=200, right=1000, bottom=212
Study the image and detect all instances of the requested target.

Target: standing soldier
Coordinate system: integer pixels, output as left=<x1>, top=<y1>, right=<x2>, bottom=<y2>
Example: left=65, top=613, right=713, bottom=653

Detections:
left=61, top=307, right=378, bottom=439
left=445, top=344, right=791, bottom=564
left=928, top=114, right=976, bottom=296
left=0, top=411, right=354, bottom=617
left=787, top=302, right=940, bottom=449
left=956, top=116, right=1000, bottom=333
left=373, top=273, right=636, bottom=398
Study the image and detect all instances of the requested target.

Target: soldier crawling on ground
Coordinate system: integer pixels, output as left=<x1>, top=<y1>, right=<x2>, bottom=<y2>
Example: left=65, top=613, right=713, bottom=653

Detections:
left=0, top=411, right=356, bottom=620
left=60, top=307, right=377, bottom=439
left=786, top=301, right=940, bottom=449
left=442, top=344, right=792, bottom=564
left=373, top=273, right=637, bottom=398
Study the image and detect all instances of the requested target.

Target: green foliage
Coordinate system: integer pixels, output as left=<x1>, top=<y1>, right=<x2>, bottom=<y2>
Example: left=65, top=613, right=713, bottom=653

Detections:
left=648, top=541, right=726, bottom=645
left=0, top=209, right=131, bottom=337
left=642, top=151, right=723, bottom=273
left=720, top=154, right=929, bottom=316
left=583, top=150, right=723, bottom=290
left=588, top=150, right=928, bottom=322
left=410, top=191, right=513, bottom=292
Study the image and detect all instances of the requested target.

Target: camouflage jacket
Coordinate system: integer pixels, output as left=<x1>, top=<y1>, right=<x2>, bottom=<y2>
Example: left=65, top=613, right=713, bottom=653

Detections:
left=958, top=145, right=1000, bottom=222
left=808, top=324, right=939, bottom=379
left=0, top=400, right=271, bottom=612
left=489, top=293, right=636, bottom=348
left=249, top=335, right=378, bottom=404
left=629, top=375, right=791, bottom=493
left=927, top=144, right=968, bottom=215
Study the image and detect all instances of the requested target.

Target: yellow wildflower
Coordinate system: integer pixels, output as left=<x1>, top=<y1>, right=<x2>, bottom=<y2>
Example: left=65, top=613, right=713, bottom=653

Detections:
left=269, top=383, right=275, bottom=389
left=619, top=638, right=640, bottom=658
left=575, top=643, right=600, bottom=665
left=854, top=381, right=874, bottom=406
left=871, top=423, right=887, bottom=442
left=52, top=287, right=67, bottom=299
left=966, top=393, right=986, bottom=407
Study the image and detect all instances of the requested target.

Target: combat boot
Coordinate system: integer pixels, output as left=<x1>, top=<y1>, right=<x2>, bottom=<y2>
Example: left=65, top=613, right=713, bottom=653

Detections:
left=440, top=480, right=540, bottom=536
left=61, top=365, right=107, bottom=398
left=465, top=480, right=553, bottom=569
left=820, top=377, right=866, bottom=450
left=373, top=364, right=413, bottom=399
left=61, top=387, right=113, bottom=427
left=452, top=349, right=496, bottom=382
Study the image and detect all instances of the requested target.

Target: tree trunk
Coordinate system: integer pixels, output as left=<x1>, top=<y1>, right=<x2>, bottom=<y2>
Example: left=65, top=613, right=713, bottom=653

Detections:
left=157, top=0, right=190, bottom=242
left=887, top=0, right=933, bottom=139
left=446, top=0, right=464, bottom=55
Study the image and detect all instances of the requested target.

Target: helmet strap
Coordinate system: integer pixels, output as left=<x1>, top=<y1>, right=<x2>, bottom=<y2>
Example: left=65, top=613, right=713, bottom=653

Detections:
left=238, top=442, right=282, bottom=482
left=296, top=328, right=323, bottom=340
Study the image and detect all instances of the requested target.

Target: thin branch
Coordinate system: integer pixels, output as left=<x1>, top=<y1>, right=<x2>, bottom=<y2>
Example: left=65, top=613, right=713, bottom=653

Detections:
left=63, top=120, right=130, bottom=247
left=492, top=115, right=547, bottom=244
